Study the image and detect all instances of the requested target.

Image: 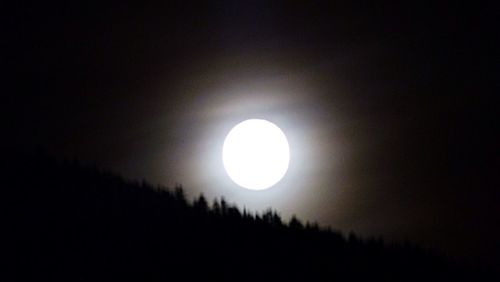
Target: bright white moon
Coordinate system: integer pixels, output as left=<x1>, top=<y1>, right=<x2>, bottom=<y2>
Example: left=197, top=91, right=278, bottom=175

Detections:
left=222, top=119, right=290, bottom=190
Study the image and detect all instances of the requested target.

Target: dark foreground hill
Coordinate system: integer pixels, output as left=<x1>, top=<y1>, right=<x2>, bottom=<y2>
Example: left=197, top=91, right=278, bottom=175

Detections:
left=3, top=152, right=494, bottom=281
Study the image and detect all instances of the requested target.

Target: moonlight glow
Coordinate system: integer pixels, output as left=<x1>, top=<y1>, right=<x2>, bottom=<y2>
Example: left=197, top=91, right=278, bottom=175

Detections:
left=222, top=119, right=290, bottom=190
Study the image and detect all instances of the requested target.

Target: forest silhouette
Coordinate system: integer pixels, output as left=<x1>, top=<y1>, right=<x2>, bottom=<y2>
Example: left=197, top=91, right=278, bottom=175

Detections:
left=4, top=151, right=494, bottom=281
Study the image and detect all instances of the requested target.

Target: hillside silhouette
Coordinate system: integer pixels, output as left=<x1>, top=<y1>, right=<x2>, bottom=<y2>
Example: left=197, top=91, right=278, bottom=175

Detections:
left=4, top=152, right=493, bottom=281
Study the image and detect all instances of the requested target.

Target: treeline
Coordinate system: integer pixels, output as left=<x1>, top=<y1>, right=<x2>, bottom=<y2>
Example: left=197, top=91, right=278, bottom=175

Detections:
left=3, top=152, right=492, bottom=281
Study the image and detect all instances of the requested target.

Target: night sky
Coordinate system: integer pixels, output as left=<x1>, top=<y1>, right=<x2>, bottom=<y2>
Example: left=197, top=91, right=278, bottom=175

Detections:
left=6, top=1, right=498, bottom=266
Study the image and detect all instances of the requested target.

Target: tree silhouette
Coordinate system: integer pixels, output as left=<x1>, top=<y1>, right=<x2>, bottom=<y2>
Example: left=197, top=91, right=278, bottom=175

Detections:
left=4, top=151, right=494, bottom=282
left=289, top=215, right=304, bottom=230
left=220, top=196, right=229, bottom=215
left=262, top=208, right=282, bottom=227
left=174, top=184, right=186, bottom=204
left=194, top=194, right=208, bottom=212
left=212, top=198, right=221, bottom=215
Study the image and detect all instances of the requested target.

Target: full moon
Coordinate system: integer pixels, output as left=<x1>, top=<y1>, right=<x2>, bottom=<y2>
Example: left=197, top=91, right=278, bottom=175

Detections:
left=222, top=119, right=290, bottom=190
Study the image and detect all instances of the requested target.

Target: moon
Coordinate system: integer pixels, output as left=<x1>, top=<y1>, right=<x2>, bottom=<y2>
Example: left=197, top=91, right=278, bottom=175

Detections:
left=222, top=119, right=290, bottom=190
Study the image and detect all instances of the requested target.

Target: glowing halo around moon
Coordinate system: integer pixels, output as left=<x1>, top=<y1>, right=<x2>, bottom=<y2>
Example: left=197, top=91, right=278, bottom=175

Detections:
left=222, top=119, right=290, bottom=190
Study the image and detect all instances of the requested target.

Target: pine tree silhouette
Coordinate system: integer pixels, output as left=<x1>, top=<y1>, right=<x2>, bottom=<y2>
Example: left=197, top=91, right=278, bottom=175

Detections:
left=3, top=151, right=494, bottom=282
